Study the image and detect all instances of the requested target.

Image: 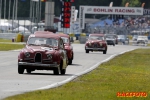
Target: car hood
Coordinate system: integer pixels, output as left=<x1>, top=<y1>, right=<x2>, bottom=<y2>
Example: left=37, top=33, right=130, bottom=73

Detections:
left=118, top=37, right=125, bottom=39
left=23, top=45, right=56, bottom=54
left=106, top=38, right=115, bottom=40
left=86, top=40, right=105, bottom=43
left=137, top=39, right=146, bottom=41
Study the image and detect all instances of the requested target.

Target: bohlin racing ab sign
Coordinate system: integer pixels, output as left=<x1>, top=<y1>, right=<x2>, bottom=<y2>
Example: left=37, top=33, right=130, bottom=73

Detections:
left=79, top=6, right=143, bottom=29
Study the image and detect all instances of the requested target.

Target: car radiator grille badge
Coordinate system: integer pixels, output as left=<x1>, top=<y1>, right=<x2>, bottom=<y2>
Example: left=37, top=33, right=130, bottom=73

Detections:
left=35, top=53, right=42, bottom=63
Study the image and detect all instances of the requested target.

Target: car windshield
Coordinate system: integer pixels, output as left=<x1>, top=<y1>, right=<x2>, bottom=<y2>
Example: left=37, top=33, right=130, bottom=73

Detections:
left=27, top=37, right=58, bottom=47
left=105, top=35, right=115, bottom=39
left=89, top=36, right=104, bottom=40
left=138, top=36, right=148, bottom=40
left=118, top=35, right=125, bottom=38
left=61, top=37, right=69, bottom=43
left=133, top=35, right=138, bottom=38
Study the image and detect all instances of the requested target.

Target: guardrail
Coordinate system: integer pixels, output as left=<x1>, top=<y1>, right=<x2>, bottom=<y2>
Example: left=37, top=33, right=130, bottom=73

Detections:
left=0, top=33, right=30, bottom=42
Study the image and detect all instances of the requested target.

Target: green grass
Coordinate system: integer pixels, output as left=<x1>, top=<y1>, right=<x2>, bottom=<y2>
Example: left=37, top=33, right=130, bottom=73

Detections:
left=0, top=43, right=24, bottom=51
left=0, top=39, right=11, bottom=42
left=0, top=39, right=24, bottom=50
left=4, top=49, right=150, bottom=100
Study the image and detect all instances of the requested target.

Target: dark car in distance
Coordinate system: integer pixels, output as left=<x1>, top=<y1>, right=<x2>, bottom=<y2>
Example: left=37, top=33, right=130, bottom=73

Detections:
left=117, top=35, right=129, bottom=44
left=104, top=34, right=116, bottom=46
left=105, top=34, right=118, bottom=44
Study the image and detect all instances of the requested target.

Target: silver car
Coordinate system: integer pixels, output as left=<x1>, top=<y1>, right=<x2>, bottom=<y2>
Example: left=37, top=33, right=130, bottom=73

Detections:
left=117, top=35, right=129, bottom=44
left=136, top=36, right=148, bottom=45
left=105, top=35, right=116, bottom=46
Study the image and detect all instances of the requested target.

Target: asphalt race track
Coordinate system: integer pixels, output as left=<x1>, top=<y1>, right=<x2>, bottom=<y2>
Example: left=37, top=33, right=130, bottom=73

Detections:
left=0, top=44, right=147, bottom=99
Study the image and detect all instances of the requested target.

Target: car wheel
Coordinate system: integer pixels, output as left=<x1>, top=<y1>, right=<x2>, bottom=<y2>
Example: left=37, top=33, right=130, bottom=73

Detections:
left=103, top=50, right=107, bottom=54
left=18, top=65, right=24, bottom=74
left=53, top=68, right=59, bottom=75
left=60, top=69, right=66, bottom=75
left=86, top=50, right=89, bottom=53
left=68, top=59, right=72, bottom=65
left=26, top=69, right=31, bottom=73
left=113, top=43, right=115, bottom=46
left=59, top=60, right=66, bottom=75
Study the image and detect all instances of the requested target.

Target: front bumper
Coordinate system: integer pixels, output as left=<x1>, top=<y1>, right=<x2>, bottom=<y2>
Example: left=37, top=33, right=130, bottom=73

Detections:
left=18, top=62, right=59, bottom=68
left=137, top=40, right=148, bottom=43
left=106, top=40, right=114, bottom=45
left=85, top=47, right=106, bottom=51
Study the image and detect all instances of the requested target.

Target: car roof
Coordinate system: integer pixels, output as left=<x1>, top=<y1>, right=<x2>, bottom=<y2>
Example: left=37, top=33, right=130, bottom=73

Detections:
left=105, top=34, right=117, bottom=37
left=30, top=31, right=61, bottom=39
left=89, top=34, right=104, bottom=36
left=105, top=34, right=117, bottom=35
left=138, top=36, right=147, bottom=38
left=56, top=33, right=70, bottom=38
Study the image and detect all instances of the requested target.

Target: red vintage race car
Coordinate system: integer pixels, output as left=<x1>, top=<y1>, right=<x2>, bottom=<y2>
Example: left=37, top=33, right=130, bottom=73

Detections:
left=18, top=31, right=68, bottom=75
left=85, top=33, right=107, bottom=54
left=57, top=33, right=74, bottom=65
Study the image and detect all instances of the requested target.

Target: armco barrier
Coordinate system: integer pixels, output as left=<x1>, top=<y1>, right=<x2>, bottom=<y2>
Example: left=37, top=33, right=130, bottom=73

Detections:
left=79, top=33, right=87, bottom=44
left=0, top=33, right=30, bottom=42
left=23, top=33, right=30, bottom=42
left=0, top=33, right=17, bottom=40
left=79, top=36, right=88, bottom=44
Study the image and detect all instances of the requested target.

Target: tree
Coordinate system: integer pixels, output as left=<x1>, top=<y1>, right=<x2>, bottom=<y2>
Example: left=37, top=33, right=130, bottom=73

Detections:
left=122, top=0, right=141, bottom=7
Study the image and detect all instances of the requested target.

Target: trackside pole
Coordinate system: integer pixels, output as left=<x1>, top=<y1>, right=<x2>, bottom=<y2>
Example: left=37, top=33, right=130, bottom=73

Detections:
left=45, top=0, right=56, bottom=32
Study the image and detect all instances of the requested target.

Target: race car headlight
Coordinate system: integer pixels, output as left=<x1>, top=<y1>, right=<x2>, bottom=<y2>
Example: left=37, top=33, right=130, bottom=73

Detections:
left=47, top=54, right=52, bottom=59
left=24, top=52, right=30, bottom=58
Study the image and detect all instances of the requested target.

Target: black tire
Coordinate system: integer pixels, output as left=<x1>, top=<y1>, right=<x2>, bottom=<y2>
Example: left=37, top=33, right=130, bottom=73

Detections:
left=26, top=69, right=31, bottom=73
left=68, top=59, right=72, bottom=65
left=60, top=69, right=66, bottom=75
left=113, top=43, right=115, bottom=46
left=53, top=67, right=59, bottom=75
left=103, top=50, right=107, bottom=54
left=86, top=50, right=89, bottom=53
left=18, top=65, right=24, bottom=74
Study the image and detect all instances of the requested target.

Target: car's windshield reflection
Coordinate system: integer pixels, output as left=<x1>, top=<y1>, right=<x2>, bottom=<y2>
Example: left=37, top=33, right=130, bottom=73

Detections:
left=27, top=37, right=58, bottom=47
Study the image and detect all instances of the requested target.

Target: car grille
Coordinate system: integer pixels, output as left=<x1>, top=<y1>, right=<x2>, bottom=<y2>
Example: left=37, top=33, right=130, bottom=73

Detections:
left=93, top=43, right=98, bottom=48
left=35, top=53, right=42, bottom=63
left=107, top=40, right=113, bottom=43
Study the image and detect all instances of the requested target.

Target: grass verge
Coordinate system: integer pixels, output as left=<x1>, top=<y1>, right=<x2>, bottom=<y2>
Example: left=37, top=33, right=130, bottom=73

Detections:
left=0, top=39, right=11, bottom=42
left=0, top=43, right=24, bottom=51
left=4, top=48, right=150, bottom=100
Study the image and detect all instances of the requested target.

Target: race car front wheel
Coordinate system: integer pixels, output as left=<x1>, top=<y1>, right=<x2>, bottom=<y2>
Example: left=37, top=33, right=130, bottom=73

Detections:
left=18, top=65, right=24, bottom=74
left=86, top=50, right=89, bottom=53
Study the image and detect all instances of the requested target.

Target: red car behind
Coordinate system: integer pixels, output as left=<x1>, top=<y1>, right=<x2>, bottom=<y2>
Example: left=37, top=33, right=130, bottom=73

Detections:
left=57, top=33, right=74, bottom=65
left=85, top=34, right=107, bottom=54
